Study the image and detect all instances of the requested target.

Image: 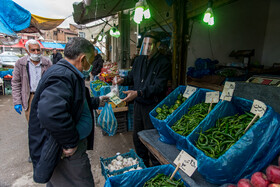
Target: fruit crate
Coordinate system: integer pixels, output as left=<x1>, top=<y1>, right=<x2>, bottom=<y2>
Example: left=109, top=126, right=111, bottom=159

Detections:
left=100, top=149, right=146, bottom=179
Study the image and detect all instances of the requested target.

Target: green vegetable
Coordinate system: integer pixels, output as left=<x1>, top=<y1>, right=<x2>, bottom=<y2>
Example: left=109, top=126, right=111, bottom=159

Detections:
left=143, top=173, right=185, bottom=187
left=195, top=112, right=259, bottom=159
left=171, top=103, right=214, bottom=136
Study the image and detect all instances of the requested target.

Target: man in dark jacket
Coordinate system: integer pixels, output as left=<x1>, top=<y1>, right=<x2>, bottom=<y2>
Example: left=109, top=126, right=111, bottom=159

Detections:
left=52, top=48, right=62, bottom=64
left=113, top=31, right=171, bottom=167
left=29, top=37, right=108, bottom=186
left=90, top=49, right=104, bottom=79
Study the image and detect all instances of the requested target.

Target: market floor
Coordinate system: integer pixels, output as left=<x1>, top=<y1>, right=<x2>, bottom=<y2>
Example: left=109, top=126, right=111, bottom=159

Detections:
left=0, top=86, right=134, bottom=186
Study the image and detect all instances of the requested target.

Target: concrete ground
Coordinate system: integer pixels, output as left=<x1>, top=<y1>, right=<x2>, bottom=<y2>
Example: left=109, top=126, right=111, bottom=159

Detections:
left=0, top=87, right=134, bottom=187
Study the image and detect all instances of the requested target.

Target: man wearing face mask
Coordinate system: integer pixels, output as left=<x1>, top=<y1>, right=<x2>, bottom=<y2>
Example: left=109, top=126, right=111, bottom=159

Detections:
left=12, top=39, right=52, bottom=162
left=28, top=37, right=108, bottom=186
left=113, top=31, right=171, bottom=167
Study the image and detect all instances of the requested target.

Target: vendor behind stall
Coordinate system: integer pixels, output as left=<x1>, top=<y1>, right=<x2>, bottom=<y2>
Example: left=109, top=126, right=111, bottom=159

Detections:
left=113, top=31, right=171, bottom=167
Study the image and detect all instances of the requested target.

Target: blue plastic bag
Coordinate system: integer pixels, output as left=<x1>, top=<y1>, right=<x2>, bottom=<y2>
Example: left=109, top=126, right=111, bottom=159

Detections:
left=149, top=86, right=198, bottom=144
left=166, top=88, right=220, bottom=156
left=187, top=96, right=280, bottom=184
left=104, top=164, right=189, bottom=187
left=97, top=103, right=118, bottom=136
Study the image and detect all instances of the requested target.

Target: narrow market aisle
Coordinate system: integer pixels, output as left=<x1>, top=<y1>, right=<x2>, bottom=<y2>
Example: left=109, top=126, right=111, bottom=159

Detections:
left=0, top=86, right=134, bottom=186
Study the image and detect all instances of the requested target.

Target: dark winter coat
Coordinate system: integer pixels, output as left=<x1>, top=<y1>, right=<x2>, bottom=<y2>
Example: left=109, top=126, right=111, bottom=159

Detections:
left=52, top=52, right=62, bottom=64
left=123, top=52, right=171, bottom=105
left=91, top=54, right=104, bottom=76
left=28, top=59, right=99, bottom=183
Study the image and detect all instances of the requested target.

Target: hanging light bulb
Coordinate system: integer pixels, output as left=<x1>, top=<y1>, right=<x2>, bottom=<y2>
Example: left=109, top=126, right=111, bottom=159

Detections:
left=110, top=26, right=120, bottom=38
left=203, top=0, right=215, bottom=26
left=97, top=34, right=103, bottom=41
left=143, top=6, right=151, bottom=19
left=133, top=0, right=144, bottom=24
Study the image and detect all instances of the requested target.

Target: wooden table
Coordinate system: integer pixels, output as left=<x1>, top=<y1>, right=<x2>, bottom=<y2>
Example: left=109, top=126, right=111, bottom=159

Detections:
left=96, top=106, right=128, bottom=115
left=138, top=129, right=218, bottom=187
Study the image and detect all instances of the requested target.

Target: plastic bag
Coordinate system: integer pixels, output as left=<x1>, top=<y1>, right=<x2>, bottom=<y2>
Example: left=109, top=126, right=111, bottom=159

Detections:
left=187, top=96, right=280, bottom=184
left=149, top=86, right=198, bottom=144
left=166, top=88, right=220, bottom=156
left=104, top=164, right=188, bottom=187
left=97, top=103, right=118, bottom=136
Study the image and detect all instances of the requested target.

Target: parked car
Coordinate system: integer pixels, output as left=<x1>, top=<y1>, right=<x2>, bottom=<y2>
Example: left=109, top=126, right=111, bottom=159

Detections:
left=0, top=55, right=19, bottom=68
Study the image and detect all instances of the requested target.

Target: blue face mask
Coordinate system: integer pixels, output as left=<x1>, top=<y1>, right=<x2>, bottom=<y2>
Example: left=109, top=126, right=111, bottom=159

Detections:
left=82, top=56, right=93, bottom=78
left=82, top=65, right=93, bottom=78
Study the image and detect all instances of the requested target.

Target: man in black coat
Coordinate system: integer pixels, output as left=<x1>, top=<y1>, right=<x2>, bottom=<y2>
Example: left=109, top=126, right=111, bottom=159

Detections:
left=52, top=48, right=62, bottom=64
left=113, top=31, right=171, bottom=167
left=90, top=49, right=104, bottom=79
left=29, top=37, right=108, bottom=186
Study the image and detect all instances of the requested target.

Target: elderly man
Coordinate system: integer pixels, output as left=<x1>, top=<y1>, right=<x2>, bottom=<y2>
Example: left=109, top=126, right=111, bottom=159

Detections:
left=12, top=39, right=52, bottom=162
left=28, top=37, right=108, bottom=186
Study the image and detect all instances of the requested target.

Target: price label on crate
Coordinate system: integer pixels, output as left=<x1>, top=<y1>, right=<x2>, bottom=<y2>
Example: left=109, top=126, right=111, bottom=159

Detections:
left=205, top=91, right=219, bottom=103
left=174, top=150, right=197, bottom=177
left=220, top=82, right=235, bottom=101
left=250, top=99, right=267, bottom=117
left=107, top=92, right=122, bottom=105
left=183, top=86, right=197, bottom=98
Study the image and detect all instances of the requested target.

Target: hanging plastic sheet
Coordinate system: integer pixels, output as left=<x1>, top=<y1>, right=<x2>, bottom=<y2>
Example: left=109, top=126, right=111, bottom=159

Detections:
left=187, top=97, right=280, bottom=184
left=104, top=164, right=188, bottom=187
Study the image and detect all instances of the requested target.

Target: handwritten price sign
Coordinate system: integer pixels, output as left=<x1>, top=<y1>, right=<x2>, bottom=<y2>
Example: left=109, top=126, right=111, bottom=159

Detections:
left=250, top=99, right=267, bottom=117
left=220, top=82, right=235, bottom=101
left=174, top=150, right=197, bottom=177
left=183, top=86, right=197, bottom=98
left=205, top=91, right=219, bottom=103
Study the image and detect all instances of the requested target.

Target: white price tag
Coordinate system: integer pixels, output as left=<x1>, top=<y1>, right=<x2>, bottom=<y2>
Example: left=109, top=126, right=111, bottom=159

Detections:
left=183, top=86, right=197, bottom=98
left=250, top=99, right=267, bottom=117
left=174, top=150, right=197, bottom=177
left=220, top=82, right=235, bottom=101
left=205, top=91, right=219, bottom=103
left=107, top=92, right=122, bottom=105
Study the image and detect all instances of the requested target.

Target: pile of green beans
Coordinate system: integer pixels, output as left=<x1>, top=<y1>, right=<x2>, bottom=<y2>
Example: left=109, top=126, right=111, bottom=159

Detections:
left=195, top=112, right=258, bottom=159
left=171, top=103, right=214, bottom=136
left=143, top=173, right=185, bottom=187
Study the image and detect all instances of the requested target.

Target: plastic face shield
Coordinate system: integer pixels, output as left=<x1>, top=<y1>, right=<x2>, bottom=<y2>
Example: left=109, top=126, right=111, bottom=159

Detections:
left=139, top=37, right=156, bottom=56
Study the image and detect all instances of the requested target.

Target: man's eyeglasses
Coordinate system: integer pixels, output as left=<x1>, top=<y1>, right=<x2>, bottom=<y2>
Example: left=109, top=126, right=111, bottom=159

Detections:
left=30, top=49, right=41, bottom=52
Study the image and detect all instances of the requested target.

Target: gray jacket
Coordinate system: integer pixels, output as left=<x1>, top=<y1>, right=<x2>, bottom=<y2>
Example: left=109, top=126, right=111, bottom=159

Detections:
left=12, top=55, right=52, bottom=110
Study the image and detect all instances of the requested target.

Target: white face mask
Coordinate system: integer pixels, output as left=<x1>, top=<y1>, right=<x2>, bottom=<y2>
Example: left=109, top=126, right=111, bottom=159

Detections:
left=30, top=53, right=41, bottom=62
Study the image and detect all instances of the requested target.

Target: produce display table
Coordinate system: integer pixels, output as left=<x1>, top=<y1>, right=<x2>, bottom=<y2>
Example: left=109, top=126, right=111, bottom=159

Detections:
left=138, top=129, right=218, bottom=187
left=96, top=106, right=128, bottom=115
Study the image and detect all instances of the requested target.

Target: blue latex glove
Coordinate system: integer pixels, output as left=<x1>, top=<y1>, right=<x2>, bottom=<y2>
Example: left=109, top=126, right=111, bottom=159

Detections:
left=14, top=104, right=22, bottom=115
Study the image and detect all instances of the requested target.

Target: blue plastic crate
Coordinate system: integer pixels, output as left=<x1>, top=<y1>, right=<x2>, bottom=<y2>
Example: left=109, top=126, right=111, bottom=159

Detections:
left=90, top=80, right=109, bottom=97
left=149, top=85, right=199, bottom=144
left=100, top=149, right=146, bottom=180
left=100, top=85, right=128, bottom=99
left=166, top=88, right=221, bottom=156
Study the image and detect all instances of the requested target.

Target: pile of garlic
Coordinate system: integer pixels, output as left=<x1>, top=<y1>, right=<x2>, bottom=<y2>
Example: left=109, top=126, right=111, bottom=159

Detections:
left=105, top=155, right=143, bottom=173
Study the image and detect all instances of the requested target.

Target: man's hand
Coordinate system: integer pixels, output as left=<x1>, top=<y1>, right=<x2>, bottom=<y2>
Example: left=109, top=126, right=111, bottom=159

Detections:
left=99, top=96, right=109, bottom=107
left=14, top=104, right=22, bottom=115
left=122, top=90, right=137, bottom=102
left=112, top=76, right=124, bottom=85
left=62, top=146, right=77, bottom=157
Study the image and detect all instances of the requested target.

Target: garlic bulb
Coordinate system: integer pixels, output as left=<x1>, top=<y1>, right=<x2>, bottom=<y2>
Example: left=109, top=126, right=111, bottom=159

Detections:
left=116, top=155, right=123, bottom=161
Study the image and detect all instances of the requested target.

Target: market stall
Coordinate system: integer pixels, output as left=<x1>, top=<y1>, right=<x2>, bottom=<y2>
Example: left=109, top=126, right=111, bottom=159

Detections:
left=137, top=82, right=280, bottom=187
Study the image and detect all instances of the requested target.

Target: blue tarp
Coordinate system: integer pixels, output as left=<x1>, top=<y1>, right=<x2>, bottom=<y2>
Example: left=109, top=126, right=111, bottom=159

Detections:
left=41, top=42, right=65, bottom=49
left=187, top=97, right=280, bottom=184
left=0, top=0, right=31, bottom=36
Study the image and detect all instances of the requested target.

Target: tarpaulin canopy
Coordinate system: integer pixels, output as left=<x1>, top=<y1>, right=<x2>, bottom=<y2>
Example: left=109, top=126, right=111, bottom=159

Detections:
left=0, top=0, right=31, bottom=36
left=0, top=39, right=45, bottom=49
left=41, top=42, right=65, bottom=50
left=0, top=0, right=65, bottom=37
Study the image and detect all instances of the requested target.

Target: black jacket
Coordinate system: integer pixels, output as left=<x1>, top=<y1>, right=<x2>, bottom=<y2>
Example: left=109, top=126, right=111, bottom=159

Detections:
left=28, top=59, right=99, bottom=183
left=52, top=52, right=62, bottom=64
left=91, top=54, right=104, bottom=76
left=123, top=52, right=171, bottom=105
